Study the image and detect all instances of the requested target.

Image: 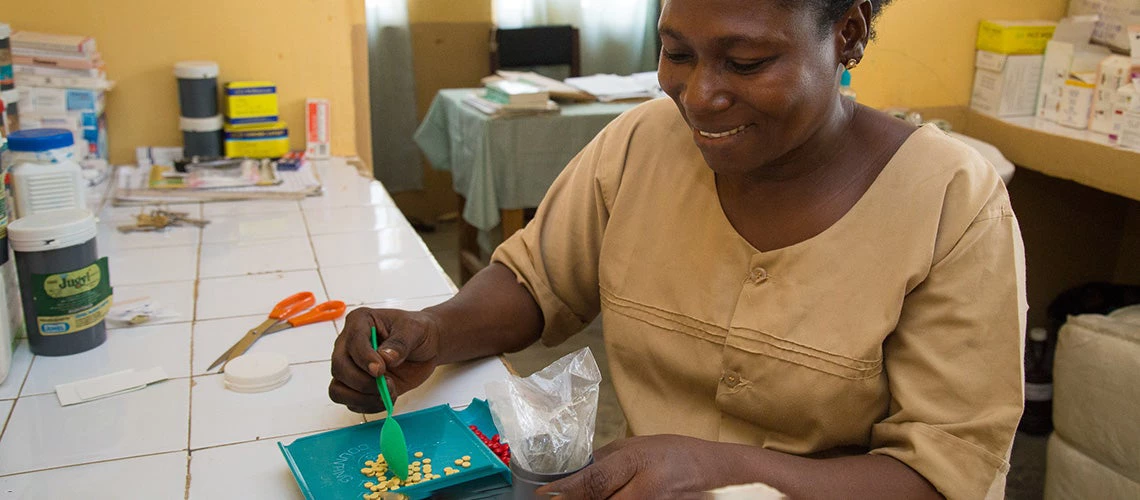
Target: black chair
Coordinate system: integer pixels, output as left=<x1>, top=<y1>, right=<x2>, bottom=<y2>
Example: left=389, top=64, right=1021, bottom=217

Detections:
left=489, top=25, right=581, bottom=77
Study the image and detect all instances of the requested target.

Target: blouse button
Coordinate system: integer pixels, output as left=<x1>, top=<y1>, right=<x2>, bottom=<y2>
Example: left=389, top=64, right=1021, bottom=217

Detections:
left=749, top=267, right=768, bottom=284
left=724, top=372, right=740, bottom=388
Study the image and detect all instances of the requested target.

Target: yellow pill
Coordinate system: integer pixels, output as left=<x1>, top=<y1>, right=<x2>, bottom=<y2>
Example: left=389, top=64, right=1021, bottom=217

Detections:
left=414, top=451, right=424, bottom=458
left=462, top=461, right=471, bottom=468
left=364, top=482, right=374, bottom=488
left=423, top=466, right=433, bottom=473
left=422, top=458, right=431, bottom=464
left=454, top=459, right=464, bottom=465
left=362, top=495, right=371, bottom=500
left=462, top=455, right=471, bottom=461
left=391, top=486, right=400, bottom=491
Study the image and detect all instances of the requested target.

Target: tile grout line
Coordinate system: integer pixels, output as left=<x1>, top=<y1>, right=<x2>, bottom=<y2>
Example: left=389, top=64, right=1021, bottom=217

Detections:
left=0, top=448, right=189, bottom=479
left=186, top=201, right=203, bottom=500
left=299, top=201, right=336, bottom=311
left=0, top=345, right=37, bottom=444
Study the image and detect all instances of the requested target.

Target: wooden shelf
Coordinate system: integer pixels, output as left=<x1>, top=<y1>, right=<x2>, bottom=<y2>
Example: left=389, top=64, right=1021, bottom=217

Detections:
left=961, top=110, right=1140, bottom=202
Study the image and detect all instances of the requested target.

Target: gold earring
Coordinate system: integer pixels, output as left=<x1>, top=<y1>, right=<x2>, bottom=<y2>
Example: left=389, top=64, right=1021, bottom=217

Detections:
left=845, top=58, right=858, bottom=70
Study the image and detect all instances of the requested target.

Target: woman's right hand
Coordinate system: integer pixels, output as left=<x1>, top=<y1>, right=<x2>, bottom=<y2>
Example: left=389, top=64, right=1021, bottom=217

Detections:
left=328, top=307, right=444, bottom=414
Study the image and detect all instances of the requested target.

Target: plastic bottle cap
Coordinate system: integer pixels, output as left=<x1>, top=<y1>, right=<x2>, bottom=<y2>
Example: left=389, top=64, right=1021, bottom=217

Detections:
left=174, top=61, right=220, bottom=80
left=224, top=352, right=291, bottom=393
left=7, top=128, right=75, bottom=153
left=1028, top=327, right=1047, bottom=342
left=8, top=209, right=97, bottom=252
left=180, top=115, right=224, bottom=132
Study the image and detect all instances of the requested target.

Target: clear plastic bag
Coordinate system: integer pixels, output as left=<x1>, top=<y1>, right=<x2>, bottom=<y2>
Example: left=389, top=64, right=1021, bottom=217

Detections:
left=107, top=300, right=180, bottom=326
left=485, top=347, right=601, bottom=474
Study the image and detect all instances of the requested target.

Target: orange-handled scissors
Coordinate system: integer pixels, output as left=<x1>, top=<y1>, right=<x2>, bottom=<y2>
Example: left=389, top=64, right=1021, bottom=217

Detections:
left=208, top=291, right=346, bottom=372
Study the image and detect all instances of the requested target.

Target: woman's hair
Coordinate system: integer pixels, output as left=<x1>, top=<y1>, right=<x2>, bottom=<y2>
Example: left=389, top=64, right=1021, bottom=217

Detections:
left=800, top=0, right=896, bottom=39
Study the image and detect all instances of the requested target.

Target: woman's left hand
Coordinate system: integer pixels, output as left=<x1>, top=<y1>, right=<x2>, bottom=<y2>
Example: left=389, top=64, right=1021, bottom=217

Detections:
left=536, top=434, right=722, bottom=499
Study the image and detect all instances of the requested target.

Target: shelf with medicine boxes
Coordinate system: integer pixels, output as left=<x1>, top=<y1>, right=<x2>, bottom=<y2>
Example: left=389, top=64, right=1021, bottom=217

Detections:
left=915, top=106, right=1140, bottom=203
left=964, top=109, right=1140, bottom=203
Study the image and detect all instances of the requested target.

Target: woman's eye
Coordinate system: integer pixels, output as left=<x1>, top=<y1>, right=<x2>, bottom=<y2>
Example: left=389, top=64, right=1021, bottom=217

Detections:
left=662, top=49, right=692, bottom=63
left=728, top=58, right=770, bottom=74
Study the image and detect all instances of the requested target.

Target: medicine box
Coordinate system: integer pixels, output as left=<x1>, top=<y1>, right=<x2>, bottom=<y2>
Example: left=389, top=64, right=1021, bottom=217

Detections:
left=1110, top=85, right=1138, bottom=142
left=1119, top=111, right=1140, bottom=150
left=976, top=20, right=1057, bottom=55
left=1057, top=76, right=1097, bottom=129
left=1089, top=55, right=1133, bottom=134
left=1035, top=16, right=1111, bottom=122
left=17, top=86, right=105, bottom=114
left=971, top=50, right=1044, bottom=117
left=305, top=98, right=330, bottom=158
left=1067, top=0, right=1140, bottom=52
left=224, top=81, right=278, bottom=125
left=224, top=121, right=289, bottom=158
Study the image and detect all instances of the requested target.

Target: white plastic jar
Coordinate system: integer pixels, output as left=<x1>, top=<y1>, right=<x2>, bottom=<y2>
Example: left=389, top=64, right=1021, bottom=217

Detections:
left=6, top=128, right=86, bottom=219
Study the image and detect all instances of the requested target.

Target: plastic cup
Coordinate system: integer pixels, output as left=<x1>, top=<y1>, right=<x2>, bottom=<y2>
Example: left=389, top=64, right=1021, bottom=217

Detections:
left=510, top=456, right=592, bottom=499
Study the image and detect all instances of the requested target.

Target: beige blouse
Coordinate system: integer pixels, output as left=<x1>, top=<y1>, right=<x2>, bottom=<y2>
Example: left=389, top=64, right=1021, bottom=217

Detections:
left=492, top=98, right=1027, bottom=500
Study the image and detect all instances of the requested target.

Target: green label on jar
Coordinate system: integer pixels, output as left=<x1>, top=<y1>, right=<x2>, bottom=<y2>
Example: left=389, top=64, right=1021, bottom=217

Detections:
left=32, top=257, right=113, bottom=336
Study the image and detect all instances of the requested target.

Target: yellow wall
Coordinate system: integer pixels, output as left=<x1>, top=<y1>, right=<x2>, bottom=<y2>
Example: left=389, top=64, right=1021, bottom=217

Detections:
left=408, top=0, right=492, bottom=23
left=2, top=0, right=364, bottom=164
left=859, top=0, right=1069, bottom=108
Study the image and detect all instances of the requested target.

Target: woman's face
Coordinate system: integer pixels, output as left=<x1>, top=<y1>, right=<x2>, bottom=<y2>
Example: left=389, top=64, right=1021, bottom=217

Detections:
left=658, top=0, right=845, bottom=178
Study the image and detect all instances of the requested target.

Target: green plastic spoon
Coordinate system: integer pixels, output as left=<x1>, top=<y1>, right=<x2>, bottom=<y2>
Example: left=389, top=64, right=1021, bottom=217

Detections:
left=372, top=326, right=409, bottom=481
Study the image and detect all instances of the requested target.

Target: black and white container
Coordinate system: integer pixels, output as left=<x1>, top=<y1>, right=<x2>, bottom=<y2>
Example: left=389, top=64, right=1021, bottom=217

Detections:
left=174, top=60, right=219, bottom=119
left=181, top=115, right=224, bottom=158
left=9, top=209, right=110, bottom=356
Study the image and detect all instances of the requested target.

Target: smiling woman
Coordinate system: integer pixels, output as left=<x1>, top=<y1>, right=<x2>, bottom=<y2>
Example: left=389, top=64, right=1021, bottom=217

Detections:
left=330, top=1, right=1027, bottom=499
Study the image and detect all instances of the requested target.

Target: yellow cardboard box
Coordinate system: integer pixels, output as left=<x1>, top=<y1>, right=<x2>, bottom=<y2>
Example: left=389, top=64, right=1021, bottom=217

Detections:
left=977, top=20, right=1057, bottom=55
left=224, top=81, right=278, bottom=125
left=224, top=121, right=289, bottom=158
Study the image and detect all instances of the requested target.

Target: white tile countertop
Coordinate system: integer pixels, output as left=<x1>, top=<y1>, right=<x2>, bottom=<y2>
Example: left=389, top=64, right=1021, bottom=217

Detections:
left=0, top=158, right=511, bottom=499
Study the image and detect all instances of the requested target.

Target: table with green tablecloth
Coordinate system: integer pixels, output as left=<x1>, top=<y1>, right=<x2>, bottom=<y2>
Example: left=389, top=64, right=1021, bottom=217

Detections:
left=413, top=88, right=639, bottom=280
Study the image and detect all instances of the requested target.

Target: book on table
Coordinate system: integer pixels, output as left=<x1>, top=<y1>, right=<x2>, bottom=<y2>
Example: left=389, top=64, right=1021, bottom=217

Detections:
left=484, top=80, right=549, bottom=106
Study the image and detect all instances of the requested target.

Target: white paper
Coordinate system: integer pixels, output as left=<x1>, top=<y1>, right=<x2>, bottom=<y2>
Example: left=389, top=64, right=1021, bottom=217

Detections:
left=55, top=367, right=169, bottom=406
left=564, top=74, right=654, bottom=102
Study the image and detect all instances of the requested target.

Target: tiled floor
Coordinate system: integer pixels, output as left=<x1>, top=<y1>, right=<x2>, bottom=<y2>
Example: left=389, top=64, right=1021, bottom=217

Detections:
left=417, top=221, right=1048, bottom=498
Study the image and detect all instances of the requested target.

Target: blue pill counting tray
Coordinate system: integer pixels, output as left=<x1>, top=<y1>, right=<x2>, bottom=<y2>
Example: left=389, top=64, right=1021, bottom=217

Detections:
left=279, top=399, right=511, bottom=500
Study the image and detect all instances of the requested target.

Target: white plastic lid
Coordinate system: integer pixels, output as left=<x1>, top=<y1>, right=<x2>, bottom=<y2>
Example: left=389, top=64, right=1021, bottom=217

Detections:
left=180, top=115, right=223, bottom=132
left=174, top=61, right=220, bottom=80
left=8, top=209, right=97, bottom=252
left=224, top=352, right=291, bottom=393
left=1, top=88, right=19, bottom=105
left=1028, top=327, right=1048, bottom=342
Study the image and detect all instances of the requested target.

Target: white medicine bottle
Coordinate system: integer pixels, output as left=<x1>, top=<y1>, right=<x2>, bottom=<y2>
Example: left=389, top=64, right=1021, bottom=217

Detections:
left=6, top=129, right=87, bottom=220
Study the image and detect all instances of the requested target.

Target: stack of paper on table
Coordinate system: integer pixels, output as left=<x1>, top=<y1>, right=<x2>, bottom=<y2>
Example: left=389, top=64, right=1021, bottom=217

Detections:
left=110, top=147, right=323, bottom=204
left=565, top=73, right=661, bottom=102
